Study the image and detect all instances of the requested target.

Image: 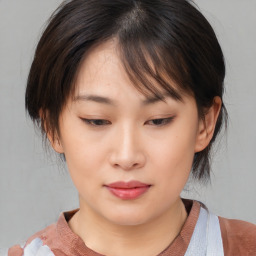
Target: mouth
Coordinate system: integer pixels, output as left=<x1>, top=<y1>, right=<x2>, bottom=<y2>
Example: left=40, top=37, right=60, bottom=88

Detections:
left=104, top=181, right=151, bottom=200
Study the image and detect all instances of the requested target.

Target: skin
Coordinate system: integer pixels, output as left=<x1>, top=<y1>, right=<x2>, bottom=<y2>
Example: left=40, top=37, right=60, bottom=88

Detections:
left=49, top=39, right=221, bottom=256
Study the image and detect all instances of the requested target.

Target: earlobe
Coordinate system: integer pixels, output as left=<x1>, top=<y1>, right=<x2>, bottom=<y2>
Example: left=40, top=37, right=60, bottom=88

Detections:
left=194, top=96, right=222, bottom=153
left=39, top=108, right=64, bottom=154
left=47, top=133, right=64, bottom=154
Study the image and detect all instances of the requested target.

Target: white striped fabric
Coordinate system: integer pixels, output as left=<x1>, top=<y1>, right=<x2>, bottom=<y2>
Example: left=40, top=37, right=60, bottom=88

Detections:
left=185, top=207, right=224, bottom=256
left=0, top=248, right=8, bottom=256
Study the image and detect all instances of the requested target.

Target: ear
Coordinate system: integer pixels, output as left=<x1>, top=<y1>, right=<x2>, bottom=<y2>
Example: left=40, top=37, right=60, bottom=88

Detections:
left=39, top=109, right=64, bottom=154
left=47, top=132, right=64, bottom=154
left=194, top=96, right=222, bottom=153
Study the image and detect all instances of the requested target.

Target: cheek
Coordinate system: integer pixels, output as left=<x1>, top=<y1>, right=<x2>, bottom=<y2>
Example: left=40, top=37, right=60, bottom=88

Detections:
left=153, top=121, right=198, bottom=183
left=64, top=146, right=104, bottom=204
left=58, top=129, right=97, bottom=186
left=63, top=142, right=99, bottom=178
left=160, top=126, right=197, bottom=163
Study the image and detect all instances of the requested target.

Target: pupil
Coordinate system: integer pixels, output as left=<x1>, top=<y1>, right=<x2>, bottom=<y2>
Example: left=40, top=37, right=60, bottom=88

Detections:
left=154, top=119, right=162, bottom=125
left=95, top=120, right=104, bottom=125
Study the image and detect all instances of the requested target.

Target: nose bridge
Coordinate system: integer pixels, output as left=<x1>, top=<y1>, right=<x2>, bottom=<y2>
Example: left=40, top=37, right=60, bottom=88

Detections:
left=110, top=121, right=145, bottom=170
left=118, top=121, right=139, bottom=154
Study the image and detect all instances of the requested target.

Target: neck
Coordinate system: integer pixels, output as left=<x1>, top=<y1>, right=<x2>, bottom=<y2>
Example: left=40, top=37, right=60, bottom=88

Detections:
left=69, top=198, right=188, bottom=256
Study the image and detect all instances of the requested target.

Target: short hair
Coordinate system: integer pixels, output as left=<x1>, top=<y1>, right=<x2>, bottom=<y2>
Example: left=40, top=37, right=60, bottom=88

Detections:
left=25, top=0, right=228, bottom=181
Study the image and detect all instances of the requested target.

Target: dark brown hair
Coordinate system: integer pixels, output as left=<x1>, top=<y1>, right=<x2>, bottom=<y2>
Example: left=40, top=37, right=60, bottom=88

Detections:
left=25, top=0, right=227, bottom=181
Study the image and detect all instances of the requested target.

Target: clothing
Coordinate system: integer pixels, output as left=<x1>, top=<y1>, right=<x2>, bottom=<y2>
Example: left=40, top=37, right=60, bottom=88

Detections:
left=184, top=207, right=224, bottom=255
left=8, top=199, right=256, bottom=256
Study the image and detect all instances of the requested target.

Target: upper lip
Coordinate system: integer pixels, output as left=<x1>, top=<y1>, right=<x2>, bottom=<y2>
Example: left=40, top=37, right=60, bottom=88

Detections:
left=106, top=180, right=150, bottom=188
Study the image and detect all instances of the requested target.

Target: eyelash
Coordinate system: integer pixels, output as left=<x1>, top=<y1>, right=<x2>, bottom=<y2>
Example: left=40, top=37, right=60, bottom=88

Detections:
left=81, top=117, right=174, bottom=127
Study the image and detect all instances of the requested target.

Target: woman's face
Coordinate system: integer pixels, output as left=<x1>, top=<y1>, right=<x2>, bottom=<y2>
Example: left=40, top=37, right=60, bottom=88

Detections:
left=53, top=39, right=205, bottom=226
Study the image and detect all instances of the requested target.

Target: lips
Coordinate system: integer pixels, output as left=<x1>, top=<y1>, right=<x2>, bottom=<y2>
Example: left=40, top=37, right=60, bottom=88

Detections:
left=105, top=181, right=151, bottom=200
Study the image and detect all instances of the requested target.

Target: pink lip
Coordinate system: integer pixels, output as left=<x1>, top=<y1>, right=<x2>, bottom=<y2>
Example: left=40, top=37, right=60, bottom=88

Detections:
left=105, top=181, right=151, bottom=200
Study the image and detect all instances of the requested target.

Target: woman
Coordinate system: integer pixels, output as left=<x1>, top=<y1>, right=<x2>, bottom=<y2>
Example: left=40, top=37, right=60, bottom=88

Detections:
left=8, top=0, right=256, bottom=255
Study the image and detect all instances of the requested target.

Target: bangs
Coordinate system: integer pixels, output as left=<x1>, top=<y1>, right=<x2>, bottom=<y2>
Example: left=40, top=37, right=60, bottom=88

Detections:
left=115, top=4, right=193, bottom=105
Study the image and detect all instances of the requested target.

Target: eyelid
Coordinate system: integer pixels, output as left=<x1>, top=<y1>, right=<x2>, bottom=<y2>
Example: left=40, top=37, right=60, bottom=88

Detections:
left=80, top=116, right=175, bottom=127
left=82, top=119, right=110, bottom=126
left=147, top=117, right=175, bottom=126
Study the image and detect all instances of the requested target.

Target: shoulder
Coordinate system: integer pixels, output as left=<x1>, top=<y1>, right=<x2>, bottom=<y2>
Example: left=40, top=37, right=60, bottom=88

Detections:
left=8, top=222, right=67, bottom=256
left=8, top=209, right=80, bottom=256
left=219, top=216, right=256, bottom=255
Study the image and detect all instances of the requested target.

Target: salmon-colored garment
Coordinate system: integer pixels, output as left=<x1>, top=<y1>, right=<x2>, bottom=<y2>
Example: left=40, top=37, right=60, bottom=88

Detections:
left=8, top=199, right=256, bottom=256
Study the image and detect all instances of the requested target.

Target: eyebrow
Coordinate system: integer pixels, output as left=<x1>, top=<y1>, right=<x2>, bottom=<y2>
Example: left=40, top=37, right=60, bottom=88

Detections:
left=73, top=91, right=182, bottom=107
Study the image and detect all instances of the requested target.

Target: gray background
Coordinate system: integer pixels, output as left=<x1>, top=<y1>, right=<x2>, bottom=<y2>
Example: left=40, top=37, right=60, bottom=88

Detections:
left=0, top=0, right=256, bottom=249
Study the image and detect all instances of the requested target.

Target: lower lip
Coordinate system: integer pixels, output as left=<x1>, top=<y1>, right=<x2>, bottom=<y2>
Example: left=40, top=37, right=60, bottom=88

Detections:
left=106, top=186, right=151, bottom=200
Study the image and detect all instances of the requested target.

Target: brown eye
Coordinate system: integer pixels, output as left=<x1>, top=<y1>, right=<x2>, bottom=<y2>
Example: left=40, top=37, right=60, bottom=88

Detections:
left=81, top=119, right=110, bottom=126
left=147, top=117, right=174, bottom=126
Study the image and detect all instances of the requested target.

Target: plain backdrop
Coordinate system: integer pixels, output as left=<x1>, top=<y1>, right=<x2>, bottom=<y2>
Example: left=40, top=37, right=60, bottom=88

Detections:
left=0, top=0, right=256, bottom=250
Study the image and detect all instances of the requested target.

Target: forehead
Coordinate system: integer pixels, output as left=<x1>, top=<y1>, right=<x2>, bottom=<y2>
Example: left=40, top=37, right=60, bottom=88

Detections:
left=71, top=39, right=188, bottom=106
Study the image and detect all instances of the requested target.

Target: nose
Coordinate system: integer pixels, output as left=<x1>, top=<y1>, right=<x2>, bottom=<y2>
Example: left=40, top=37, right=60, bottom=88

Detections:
left=109, top=124, right=146, bottom=171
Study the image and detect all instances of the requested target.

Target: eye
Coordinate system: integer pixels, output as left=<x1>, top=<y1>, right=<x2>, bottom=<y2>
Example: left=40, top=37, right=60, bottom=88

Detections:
left=81, top=119, right=110, bottom=126
left=81, top=117, right=174, bottom=127
left=147, top=117, right=174, bottom=126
